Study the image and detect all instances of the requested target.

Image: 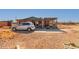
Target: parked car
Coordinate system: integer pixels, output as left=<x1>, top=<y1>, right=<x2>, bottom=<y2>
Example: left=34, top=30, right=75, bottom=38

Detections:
left=11, top=22, right=35, bottom=31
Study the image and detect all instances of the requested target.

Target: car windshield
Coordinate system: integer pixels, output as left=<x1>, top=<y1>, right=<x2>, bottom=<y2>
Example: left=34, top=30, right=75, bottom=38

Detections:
left=22, top=23, right=30, bottom=25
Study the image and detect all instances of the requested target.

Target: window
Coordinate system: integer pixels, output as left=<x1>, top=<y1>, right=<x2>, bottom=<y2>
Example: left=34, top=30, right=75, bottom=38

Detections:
left=22, top=23, right=30, bottom=25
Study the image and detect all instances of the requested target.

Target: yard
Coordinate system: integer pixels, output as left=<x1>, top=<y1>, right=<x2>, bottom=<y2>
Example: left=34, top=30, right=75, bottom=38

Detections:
left=0, top=24, right=79, bottom=49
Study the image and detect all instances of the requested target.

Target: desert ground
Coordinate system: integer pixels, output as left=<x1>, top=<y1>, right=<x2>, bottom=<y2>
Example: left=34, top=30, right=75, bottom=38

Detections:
left=0, top=24, right=79, bottom=49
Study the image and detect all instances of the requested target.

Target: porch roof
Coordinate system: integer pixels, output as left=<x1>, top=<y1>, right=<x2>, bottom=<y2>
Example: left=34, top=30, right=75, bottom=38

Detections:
left=17, top=17, right=57, bottom=21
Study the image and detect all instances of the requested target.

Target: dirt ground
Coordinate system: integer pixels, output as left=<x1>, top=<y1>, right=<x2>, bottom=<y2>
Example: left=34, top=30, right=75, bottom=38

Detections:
left=0, top=24, right=79, bottom=49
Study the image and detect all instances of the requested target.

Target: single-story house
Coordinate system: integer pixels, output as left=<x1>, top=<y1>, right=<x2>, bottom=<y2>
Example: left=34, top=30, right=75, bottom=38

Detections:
left=0, top=21, right=12, bottom=27
left=16, top=17, right=58, bottom=28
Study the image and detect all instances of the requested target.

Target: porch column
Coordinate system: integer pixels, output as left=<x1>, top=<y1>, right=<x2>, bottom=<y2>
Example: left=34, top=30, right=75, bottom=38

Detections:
left=55, top=19, right=58, bottom=28
left=42, top=20, right=44, bottom=28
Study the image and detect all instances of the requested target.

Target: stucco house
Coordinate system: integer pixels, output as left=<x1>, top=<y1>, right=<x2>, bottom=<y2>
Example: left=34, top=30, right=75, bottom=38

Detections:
left=0, top=21, right=12, bottom=27
left=16, top=17, right=58, bottom=29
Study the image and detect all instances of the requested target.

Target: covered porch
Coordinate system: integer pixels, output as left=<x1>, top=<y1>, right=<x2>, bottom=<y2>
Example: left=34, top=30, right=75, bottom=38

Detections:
left=32, top=18, right=58, bottom=29
left=16, top=17, right=58, bottom=29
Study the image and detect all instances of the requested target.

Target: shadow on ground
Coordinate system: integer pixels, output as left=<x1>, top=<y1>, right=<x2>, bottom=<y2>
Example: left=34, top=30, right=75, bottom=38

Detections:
left=35, top=27, right=65, bottom=32
left=13, top=30, right=34, bottom=34
left=13, top=27, right=65, bottom=34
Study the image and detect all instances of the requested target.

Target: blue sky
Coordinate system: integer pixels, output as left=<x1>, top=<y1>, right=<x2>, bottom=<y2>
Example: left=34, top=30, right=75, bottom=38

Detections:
left=0, top=9, right=79, bottom=22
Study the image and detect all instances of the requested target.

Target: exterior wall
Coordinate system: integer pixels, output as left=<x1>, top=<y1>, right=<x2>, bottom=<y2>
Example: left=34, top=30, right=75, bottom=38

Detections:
left=0, top=21, right=11, bottom=27
left=49, top=20, right=53, bottom=26
left=16, top=18, right=57, bottom=28
left=17, top=19, right=32, bottom=24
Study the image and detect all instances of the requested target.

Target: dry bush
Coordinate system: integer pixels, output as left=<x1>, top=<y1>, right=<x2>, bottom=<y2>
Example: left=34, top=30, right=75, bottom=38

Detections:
left=1, top=26, right=11, bottom=29
left=0, top=29, right=16, bottom=39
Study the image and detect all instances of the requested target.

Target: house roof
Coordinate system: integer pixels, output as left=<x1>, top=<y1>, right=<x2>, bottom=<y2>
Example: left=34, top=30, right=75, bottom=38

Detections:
left=17, top=16, right=57, bottom=21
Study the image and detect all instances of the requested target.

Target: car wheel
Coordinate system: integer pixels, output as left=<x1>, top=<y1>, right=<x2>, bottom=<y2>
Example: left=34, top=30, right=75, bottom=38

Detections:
left=27, top=28, right=31, bottom=31
left=12, top=27, right=17, bottom=31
